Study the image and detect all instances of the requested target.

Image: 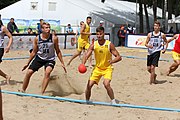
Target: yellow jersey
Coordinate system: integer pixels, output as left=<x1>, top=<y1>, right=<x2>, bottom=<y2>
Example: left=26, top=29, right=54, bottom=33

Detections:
left=94, top=40, right=112, bottom=69
left=78, top=23, right=90, bottom=43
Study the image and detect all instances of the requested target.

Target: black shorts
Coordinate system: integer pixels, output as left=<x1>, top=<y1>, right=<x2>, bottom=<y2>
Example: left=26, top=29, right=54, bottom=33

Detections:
left=147, top=51, right=161, bottom=67
left=29, top=56, right=56, bottom=72
left=0, top=48, right=4, bottom=63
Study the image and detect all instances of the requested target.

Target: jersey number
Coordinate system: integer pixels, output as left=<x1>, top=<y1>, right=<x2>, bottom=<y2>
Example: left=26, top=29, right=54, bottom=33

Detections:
left=153, top=43, right=158, bottom=47
left=42, top=44, right=49, bottom=53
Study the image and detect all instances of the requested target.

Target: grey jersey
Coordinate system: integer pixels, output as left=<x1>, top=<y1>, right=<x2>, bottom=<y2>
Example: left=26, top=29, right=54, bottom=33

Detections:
left=37, top=34, right=55, bottom=61
left=148, top=32, right=163, bottom=55
left=0, top=27, right=4, bottom=48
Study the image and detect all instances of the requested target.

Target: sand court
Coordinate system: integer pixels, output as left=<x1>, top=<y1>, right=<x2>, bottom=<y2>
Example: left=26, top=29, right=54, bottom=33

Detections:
left=1, top=47, right=180, bottom=119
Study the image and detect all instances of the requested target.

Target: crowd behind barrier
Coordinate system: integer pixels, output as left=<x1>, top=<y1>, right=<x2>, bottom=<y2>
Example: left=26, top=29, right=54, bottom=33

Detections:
left=2, top=19, right=61, bottom=34
left=3, top=33, right=175, bottom=51
left=3, top=33, right=110, bottom=50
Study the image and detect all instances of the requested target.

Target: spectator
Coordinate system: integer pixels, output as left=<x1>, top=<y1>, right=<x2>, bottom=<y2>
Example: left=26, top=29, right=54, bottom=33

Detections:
left=99, top=20, right=104, bottom=27
left=27, top=28, right=33, bottom=34
left=127, top=24, right=134, bottom=34
left=117, top=25, right=126, bottom=46
left=7, top=18, right=19, bottom=34
left=168, top=26, right=174, bottom=34
left=66, top=24, right=74, bottom=33
left=37, top=19, right=44, bottom=34
left=27, top=27, right=36, bottom=53
left=26, top=27, right=34, bottom=53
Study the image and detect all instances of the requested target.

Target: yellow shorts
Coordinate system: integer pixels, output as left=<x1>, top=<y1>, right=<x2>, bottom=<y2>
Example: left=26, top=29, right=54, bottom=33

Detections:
left=172, top=51, right=180, bottom=60
left=90, top=66, right=113, bottom=84
left=77, top=41, right=90, bottom=52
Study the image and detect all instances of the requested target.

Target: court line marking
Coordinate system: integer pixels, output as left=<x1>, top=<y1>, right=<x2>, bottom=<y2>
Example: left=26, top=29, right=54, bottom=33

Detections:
left=2, top=54, right=172, bottom=62
left=1, top=90, right=180, bottom=112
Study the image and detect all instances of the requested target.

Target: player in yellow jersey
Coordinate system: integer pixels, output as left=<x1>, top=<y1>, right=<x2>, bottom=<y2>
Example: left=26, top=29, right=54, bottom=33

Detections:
left=67, top=17, right=92, bottom=66
left=82, top=26, right=122, bottom=104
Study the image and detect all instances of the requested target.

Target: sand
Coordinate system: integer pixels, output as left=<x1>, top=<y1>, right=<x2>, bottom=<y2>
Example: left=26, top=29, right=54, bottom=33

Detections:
left=1, top=47, right=180, bottom=120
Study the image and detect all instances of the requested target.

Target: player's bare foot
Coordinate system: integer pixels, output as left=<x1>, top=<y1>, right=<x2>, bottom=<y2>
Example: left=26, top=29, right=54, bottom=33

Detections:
left=153, top=80, right=158, bottom=84
left=149, top=80, right=153, bottom=85
left=5, top=75, right=11, bottom=84
left=18, top=89, right=25, bottom=93
left=149, top=74, right=157, bottom=85
left=154, top=74, right=157, bottom=80
left=149, top=80, right=158, bottom=85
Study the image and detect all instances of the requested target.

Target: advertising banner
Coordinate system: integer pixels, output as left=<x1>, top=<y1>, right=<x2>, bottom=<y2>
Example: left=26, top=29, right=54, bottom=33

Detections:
left=2, top=19, right=60, bottom=33
left=126, top=34, right=174, bottom=50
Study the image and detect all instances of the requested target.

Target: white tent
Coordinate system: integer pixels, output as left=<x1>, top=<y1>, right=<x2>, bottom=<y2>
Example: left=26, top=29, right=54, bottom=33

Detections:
left=0, top=0, right=163, bottom=26
left=167, top=15, right=180, bottom=33
left=168, top=15, right=180, bottom=24
left=0, top=0, right=166, bottom=46
left=0, top=0, right=89, bottom=25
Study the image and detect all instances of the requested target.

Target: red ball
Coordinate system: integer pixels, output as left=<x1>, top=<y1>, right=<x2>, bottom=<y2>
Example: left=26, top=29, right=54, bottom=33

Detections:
left=78, top=64, right=87, bottom=74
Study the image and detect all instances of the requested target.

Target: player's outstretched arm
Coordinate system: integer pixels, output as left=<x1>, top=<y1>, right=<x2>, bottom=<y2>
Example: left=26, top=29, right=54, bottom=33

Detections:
left=109, top=43, right=122, bottom=64
left=54, top=36, right=67, bottom=73
left=22, top=37, right=38, bottom=71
